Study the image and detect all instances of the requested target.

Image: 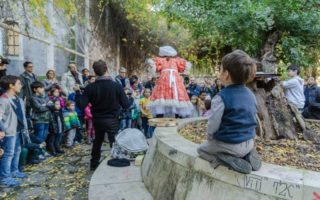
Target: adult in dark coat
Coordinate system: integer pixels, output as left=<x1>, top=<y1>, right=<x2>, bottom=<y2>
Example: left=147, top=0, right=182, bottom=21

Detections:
left=75, top=60, right=129, bottom=171
left=303, top=77, right=320, bottom=119
left=0, top=56, right=10, bottom=96
left=19, top=61, right=38, bottom=129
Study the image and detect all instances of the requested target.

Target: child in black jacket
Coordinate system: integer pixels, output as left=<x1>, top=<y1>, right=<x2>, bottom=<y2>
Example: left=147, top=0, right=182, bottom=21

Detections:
left=119, top=89, right=135, bottom=130
left=47, top=100, right=65, bottom=156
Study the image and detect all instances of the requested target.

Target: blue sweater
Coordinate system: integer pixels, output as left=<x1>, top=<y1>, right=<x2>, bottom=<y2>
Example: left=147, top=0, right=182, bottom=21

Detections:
left=213, top=84, right=257, bottom=144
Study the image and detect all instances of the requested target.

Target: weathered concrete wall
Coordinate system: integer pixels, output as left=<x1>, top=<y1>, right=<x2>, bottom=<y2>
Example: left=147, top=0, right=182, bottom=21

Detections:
left=1, top=0, right=124, bottom=77
left=89, top=0, right=121, bottom=77
left=141, top=118, right=320, bottom=200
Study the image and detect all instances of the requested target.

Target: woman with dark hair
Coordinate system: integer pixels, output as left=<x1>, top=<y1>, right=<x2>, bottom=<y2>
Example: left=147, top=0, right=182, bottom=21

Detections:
left=130, top=75, right=143, bottom=94
left=0, top=56, right=10, bottom=95
left=0, top=56, right=9, bottom=80
left=212, top=78, right=225, bottom=97
left=43, top=69, right=59, bottom=94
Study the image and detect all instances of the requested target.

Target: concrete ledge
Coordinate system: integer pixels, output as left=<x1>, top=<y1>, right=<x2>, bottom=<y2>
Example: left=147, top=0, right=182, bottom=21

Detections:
left=141, top=118, right=320, bottom=200
left=89, top=158, right=152, bottom=200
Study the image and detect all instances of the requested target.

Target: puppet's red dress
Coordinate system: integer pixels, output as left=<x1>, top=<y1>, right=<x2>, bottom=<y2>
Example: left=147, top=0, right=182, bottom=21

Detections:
left=147, top=57, right=193, bottom=117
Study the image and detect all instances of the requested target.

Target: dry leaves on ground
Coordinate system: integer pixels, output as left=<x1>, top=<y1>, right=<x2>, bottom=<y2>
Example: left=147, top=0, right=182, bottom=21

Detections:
left=179, top=121, right=320, bottom=172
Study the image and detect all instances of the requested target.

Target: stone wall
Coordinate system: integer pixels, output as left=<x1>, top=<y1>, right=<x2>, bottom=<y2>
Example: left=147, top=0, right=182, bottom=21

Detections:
left=1, top=0, right=124, bottom=77
left=141, top=118, right=320, bottom=200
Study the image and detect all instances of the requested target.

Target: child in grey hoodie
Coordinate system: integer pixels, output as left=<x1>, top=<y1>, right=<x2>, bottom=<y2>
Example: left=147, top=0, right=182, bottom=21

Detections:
left=281, top=64, right=305, bottom=110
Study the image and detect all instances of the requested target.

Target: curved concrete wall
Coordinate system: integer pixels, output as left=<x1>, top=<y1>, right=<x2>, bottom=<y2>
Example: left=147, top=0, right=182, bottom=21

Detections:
left=141, top=118, right=320, bottom=200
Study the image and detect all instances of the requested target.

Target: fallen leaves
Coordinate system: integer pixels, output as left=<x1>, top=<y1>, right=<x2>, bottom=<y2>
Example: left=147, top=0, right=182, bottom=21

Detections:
left=1, top=143, right=110, bottom=199
left=179, top=121, right=320, bottom=172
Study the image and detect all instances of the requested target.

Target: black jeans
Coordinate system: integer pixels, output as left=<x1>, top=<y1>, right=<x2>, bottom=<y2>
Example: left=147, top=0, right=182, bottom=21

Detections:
left=75, top=116, right=84, bottom=143
left=141, top=117, right=149, bottom=138
left=26, top=105, right=33, bottom=130
left=91, top=118, right=119, bottom=168
left=47, top=132, right=62, bottom=153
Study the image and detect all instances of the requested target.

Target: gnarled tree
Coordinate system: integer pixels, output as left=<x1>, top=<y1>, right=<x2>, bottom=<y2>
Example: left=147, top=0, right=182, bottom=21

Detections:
left=159, top=0, right=320, bottom=140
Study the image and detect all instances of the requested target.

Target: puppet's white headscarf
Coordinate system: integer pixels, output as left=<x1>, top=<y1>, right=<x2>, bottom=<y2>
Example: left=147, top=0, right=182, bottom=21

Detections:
left=159, top=46, right=177, bottom=57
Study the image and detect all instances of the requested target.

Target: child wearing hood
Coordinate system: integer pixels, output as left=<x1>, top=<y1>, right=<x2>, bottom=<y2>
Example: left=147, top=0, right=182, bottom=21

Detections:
left=47, top=100, right=65, bottom=156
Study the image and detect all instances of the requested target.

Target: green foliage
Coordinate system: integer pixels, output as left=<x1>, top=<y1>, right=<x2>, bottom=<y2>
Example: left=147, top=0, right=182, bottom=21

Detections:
left=105, top=0, right=320, bottom=75
left=15, top=0, right=320, bottom=76
left=22, top=0, right=83, bottom=34
left=28, top=0, right=52, bottom=33
left=159, top=0, right=320, bottom=74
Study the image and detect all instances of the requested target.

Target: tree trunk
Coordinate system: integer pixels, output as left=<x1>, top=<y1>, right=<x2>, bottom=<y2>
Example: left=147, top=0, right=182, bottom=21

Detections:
left=251, top=31, right=305, bottom=141
left=250, top=83, right=300, bottom=140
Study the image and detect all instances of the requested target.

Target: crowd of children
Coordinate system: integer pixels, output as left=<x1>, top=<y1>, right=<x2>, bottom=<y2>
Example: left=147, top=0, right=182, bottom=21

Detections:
left=0, top=62, right=98, bottom=187
left=0, top=51, right=319, bottom=188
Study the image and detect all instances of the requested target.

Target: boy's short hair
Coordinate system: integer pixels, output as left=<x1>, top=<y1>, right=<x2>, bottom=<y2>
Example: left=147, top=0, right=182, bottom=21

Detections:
left=68, top=62, right=76, bottom=67
left=82, top=68, right=89, bottom=73
left=143, top=88, right=151, bottom=94
left=52, top=99, right=61, bottom=105
left=31, top=81, right=44, bottom=93
left=92, top=60, right=108, bottom=76
left=23, top=61, right=32, bottom=68
left=287, top=64, right=300, bottom=75
left=0, top=75, right=19, bottom=90
left=221, top=50, right=256, bottom=84
left=66, top=101, right=75, bottom=107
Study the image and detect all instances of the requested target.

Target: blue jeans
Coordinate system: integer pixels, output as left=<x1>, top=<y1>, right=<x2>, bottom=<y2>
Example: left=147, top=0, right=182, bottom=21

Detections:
left=34, top=123, right=49, bottom=143
left=0, top=133, right=21, bottom=178
left=120, top=119, right=132, bottom=130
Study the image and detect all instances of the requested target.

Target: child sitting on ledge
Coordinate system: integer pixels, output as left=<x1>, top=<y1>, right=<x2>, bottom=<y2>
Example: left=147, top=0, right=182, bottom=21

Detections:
left=197, top=50, right=262, bottom=174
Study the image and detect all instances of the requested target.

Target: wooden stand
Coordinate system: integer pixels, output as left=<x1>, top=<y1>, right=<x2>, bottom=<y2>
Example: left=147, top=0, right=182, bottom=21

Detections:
left=148, top=118, right=178, bottom=127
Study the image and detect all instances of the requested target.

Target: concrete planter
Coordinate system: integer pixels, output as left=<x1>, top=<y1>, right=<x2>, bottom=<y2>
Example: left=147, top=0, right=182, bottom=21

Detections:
left=141, top=118, right=320, bottom=200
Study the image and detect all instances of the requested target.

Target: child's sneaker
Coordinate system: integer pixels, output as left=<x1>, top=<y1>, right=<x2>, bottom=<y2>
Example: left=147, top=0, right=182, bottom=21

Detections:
left=56, top=149, right=65, bottom=154
left=28, top=159, right=41, bottom=164
left=243, top=148, right=262, bottom=171
left=87, top=138, right=92, bottom=145
left=12, top=171, right=28, bottom=179
left=44, top=151, right=53, bottom=158
left=216, top=153, right=252, bottom=174
left=38, top=155, right=46, bottom=160
left=0, top=177, right=22, bottom=188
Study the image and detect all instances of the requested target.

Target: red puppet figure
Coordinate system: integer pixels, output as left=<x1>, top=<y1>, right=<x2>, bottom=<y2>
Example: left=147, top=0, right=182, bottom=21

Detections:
left=147, top=46, right=193, bottom=118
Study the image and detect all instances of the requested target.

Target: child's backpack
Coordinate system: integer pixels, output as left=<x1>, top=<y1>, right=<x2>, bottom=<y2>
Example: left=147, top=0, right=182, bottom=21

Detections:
left=111, top=128, right=148, bottom=160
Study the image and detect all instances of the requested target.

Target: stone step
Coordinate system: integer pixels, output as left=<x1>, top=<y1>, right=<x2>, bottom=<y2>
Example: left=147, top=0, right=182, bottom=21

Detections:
left=89, top=158, right=153, bottom=200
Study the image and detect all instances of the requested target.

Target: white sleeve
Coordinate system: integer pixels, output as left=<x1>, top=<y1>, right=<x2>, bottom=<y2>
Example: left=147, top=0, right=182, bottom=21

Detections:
left=183, top=62, right=192, bottom=74
left=146, top=58, right=156, bottom=76
left=60, top=74, right=68, bottom=95
left=207, top=95, right=225, bottom=140
left=282, top=78, right=298, bottom=89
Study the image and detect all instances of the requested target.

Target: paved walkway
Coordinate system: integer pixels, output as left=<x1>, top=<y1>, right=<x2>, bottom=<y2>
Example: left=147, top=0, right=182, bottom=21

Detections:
left=0, top=143, right=110, bottom=200
left=89, top=158, right=152, bottom=200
